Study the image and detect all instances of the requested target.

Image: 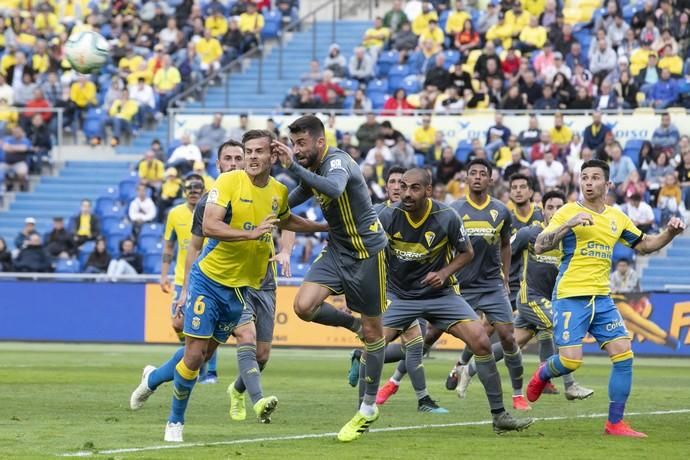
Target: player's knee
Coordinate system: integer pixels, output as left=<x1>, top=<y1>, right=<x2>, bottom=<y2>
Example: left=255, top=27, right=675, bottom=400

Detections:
left=234, top=327, right=256, bottom=344
left=256, top=346, right=271, bottom=364
left=293, top=297, right=318, bottom=320
left=471, top=333, right=492, bottom=356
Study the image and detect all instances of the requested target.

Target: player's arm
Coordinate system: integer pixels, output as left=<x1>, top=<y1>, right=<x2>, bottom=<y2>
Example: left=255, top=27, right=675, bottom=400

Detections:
left=279, top=213, right=329, bottom=233
left=535, top=211, right=594, bottom=254
left=501, top=234, right=511, bottom=291
left=634, top=217, right=686, bottom=255
left=271, top=230, right=296, bottom=277
left=204, top=203, right=279, bottom=241
left=159, top=240, right=175, bottom=293
left=273, top=141, right=349, bottom=199
left=288, top=183, right=313, bottom=208
left=510, top=227, right=529, bottom=257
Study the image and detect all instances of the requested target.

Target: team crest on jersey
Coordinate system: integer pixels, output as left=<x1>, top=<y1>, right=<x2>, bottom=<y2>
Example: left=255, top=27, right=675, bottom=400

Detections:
left=272, top=197, right=279, bottom=214
left=424, top=231, right=435, bottom=247
left=208, top=189, right=219, bottom=203
left=610, top=220, right=617, bottom=233
left=191, top=316, right=201, bottom=330
left=489, top=210, right=499, bottom=222
left=562, top=331, right=570, bottom=342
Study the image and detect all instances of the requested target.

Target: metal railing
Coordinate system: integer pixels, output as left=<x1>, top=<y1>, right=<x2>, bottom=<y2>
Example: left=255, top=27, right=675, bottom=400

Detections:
left=0, top=107, right=65, bottom=162
left=0, top=272, right=303, bottom=285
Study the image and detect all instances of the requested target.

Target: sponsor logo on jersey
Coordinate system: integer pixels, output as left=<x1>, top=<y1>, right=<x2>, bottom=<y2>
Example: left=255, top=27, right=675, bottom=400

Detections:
left=462, top=214, right=471, bottom=220
left=393, top=231, right=403, bottom=239
left=239, top=198, right=253, bottom=203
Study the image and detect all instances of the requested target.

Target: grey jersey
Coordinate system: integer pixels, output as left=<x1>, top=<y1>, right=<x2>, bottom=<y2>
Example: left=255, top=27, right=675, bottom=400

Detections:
left=378, top=200, right=469, bottom=299
left=451, top=197, right=512, bottom=292
left=192, top=192, right=276, bottom=291
left=288, top=147, right=387, bottom=259
left=508, top=205, right=544, bottom=293
left=511, top=223, right=561, bottom=300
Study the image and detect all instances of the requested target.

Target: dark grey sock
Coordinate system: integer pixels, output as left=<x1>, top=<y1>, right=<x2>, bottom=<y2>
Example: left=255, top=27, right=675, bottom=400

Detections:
left=474, top=353, right=505, bottom=413
left=405, top=336, right=428, bottom=400
left=468, top=342, right=505, bottom=377
left=384, top=343, right=405, bottom=363
left=460, top=347, right=474, bottom=365
left=362, top=338, right=386, bottom=406
left=503, top=347, right=524, bottom=394
left=392, top=358, right=407, bottom=382
left=233, top=361, right=266, bottom=393
left=358, top=355, right=366, bottom=407
left=234, top=343, right=263, bottom=404
left=308, top=302, right=357, bottom=332
left=537, top=330, right=555, bottom=362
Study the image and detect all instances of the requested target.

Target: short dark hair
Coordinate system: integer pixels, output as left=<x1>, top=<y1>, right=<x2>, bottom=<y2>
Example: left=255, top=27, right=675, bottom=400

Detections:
left=242, top=129, right=275, bottom=145
left=385, top=166, right=407, bottom=182
left=581, top=159, right=610, bottom=181
left=509, top=173, right=532, bottom=190
left=617, top=258, right=631, bottom=265
left=287, top=115, right=325, bottom=139
left=217, top=139, right=243, bottom=160
left=630, top=193, right=642, bottom=201
left=466, top=158, right=493, bottom=174
left=405, top=167, right=432, bottom=187
left=184, top=172, right=205, bottom=184
left=542, top=190, right=566, bottom=207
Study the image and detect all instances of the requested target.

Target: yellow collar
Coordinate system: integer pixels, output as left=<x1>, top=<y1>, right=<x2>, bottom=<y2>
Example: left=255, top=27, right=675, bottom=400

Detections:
left=467, top=194, right=490, bottom=210
left=405, top=199, right=432, bottom=229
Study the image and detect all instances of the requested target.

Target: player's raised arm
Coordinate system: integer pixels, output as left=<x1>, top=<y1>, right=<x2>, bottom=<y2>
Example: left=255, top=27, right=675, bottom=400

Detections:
left=510, top=227, right=530, bottom=257
left=273, top=140, right=349, bottom=200
left=288, top=183, right=313, bottom=208
left=633, top=217, right=686, bottom=255
left=535, top=211, right=594, bottom=254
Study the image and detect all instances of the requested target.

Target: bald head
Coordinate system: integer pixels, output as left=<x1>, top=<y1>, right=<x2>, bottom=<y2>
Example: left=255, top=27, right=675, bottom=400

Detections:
left=403, top=168, right=432, bottom=188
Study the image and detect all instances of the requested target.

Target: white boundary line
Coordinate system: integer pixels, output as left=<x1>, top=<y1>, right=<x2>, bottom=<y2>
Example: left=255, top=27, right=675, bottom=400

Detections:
left=59, top=408, right=690, bottom=457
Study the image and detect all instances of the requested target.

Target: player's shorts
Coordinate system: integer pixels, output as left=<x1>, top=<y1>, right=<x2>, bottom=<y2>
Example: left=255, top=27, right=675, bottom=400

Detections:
left=514, top=294, right=553, bottom=332
left=462, top=288, right=513, bottom=324
left=553, top=295, right=628, bottom=348
left=171, top=284, right=184, bottom=316
left=183, top=265, right=245, bottom=344
left=236, top=288, right=277, bottom=343
left=304, top=246, right=387, bottom=317
left=383, top=291, right=478, bottom=332
left=508, top=284, right=520, bottom=312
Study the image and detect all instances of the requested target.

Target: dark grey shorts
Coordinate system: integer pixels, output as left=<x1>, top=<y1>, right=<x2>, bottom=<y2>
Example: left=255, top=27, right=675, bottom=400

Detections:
left=304, top=246, right=387, bottom=317
left=383, top=291, right=478, bottom=332
left=237, top=288, right=277, bottom=343
left=514, top=295, right=554, bottom=332
left=462, top=288, right=514, bottom=324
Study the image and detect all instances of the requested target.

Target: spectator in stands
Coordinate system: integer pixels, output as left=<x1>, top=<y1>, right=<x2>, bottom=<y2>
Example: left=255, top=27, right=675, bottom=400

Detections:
left=519, top=115, right=541, bottom=149
left=238, top=2, right=264, bottom=51
left=425, top=130, right=446, bottom=164
left=565, top=41, right=589, bottom=71
left=583, top=111, right=610, bottom=151
left=530, top=131, right=558, bottom=162
left=20, top=89, right=51, bottom=133
left=614, top=70, right=639, bottom=109
left=534, top=150, right=565, bottom=191
left=549, top=112, right=573, bottom=153
left=159, top=18, right=184, bottom=52
left=324, top=44, right=346, bottom=78
left=571, top=85, right=594, bottom=110
left=106, top=91, right=139, bottom=146
left=518, top=15, right=547, bottom=54
left=676, top=149, right=690, bottom=188
left=228, top=113, right=250, bottom=142
left=486, top=11, right=513, bottom=50
left=383, top=0, right=408, bottom=33
left=14, top=217, right=38, bottom=250
left=84, top=237, right=111, bottom=274
left=0, top=237, right=12, bottom=272
left=2, top=126, right=32, bottom=191
left=138, top=150, right=165, bottom=192
left=128, top=184, right=157, bottom=234
left=355, top=113, right=381, bottom=155
left=361, top=163, right=386, bottom=203
left=383, top=88, right=414, bottom=115
left=455, top=19, right=480, bottom=55
left=0, top=74, right=13, bottom=105
left=635, top=51, right=660, bottom=92
left=608, top=14, right=629, bottom=50
left=129, top=77, right=156, bottom=129
left=589, top=37, right=617, bottom=79
left=206, top=8, right=228, bottom=38
left=390, top=136, right=415, bottom=168
left=197, top=113, right=227, bottom=160
left=153, top=56, right=182, bottom=116
left=72, top=199, right=101, bottom=247
left=658, top=44, right=682, bottom=77
left=295, top=87, right=317, bottom=109
left=412, top=116, right=436, bottom=155
left=348, top=47, right=375, bottom=83
left=651, top=113, right=680, bottom=154
left=13, top=73, right=37, bottom=107
left=485, top=113, right=511, bottom=148
left=493, top=135, right=521, bottom=168
left=14, top=233, right=52, bottom=273
left=392, top=21, right=417, bottom=51
left=313, top=70, right=344, bottom=104
left=610, top=258, right=639, bottom=293
left=618, top=169, right=647, bottom=201
left=44, top=217, right=75, bottom=259
left=221, top=18, right=243, bottom=63
left=424, top=53, right=451, bottom=90
left=436, top=146, right=464, bottom=183
left=647, top=68, right=679, bottom=108
left=107, top=238, right=143, bottom=277
left=534, top=84, right=559, bottom=110
left=432, top=182, right=452, bottom=204
left=159, top=168, right=184, bottom=218
left=6, top=51, right=34, bottom=89
left=350, top=88, right=373, bottom=112
left=364, top=137, right=393, bottom=165
left=196, top=29, right=223, bottom=78
left=475, top=41, right=501, bottom=80
left=503, top=147, right=531, bottom=181
left=167, top=133, right=202, bottom=175
left=518, top=70, right=542, bottom=108
left=624, top=193, right=655, bottom=233
left=593, top=80, right=620, bottom=110
left=193, top=161, right=215, bottom=190
left=67, top=75, right=96, bottom=135
left=363, top=17, right=390, bottom=60
left=658, top=172, right=684, bottom=224
left=276, top=0, right=299, bottom=27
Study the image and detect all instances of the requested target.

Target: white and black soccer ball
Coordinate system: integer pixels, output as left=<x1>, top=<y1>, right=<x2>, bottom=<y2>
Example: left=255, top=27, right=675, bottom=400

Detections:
left=65, top=31, right=110, bottom=74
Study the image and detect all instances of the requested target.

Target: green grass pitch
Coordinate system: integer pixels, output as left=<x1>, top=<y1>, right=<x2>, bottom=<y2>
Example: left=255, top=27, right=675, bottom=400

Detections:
left=0, top=342, right=688, bottom=459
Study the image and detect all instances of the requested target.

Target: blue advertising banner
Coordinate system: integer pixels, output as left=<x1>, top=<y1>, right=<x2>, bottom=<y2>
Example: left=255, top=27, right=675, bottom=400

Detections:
left=0, top=281, right=145, bottom=342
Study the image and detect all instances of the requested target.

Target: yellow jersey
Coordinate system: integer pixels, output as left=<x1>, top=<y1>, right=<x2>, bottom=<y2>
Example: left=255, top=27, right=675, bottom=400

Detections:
left=153, top=67, right=181, bottom=92
left=412, top=10, right=438, bottom=36
left=659, top=55, right=683, bottom=75
left=238, top=12, right=264, bottom=34
left=195, top=38, right=223, bottom=65
left=445, top=10, right=471, bottom=35
left=198, top=170, right=290, bottom=289
left=545, top=202, right=643, bottom=299
left=69, top=81, right=97, bottom=107
left=205, top=15, right=228, bottom=37
left=138, top=159, right=165, bottom=182
left=549, top=126, right=573, bottom=145
left=165, top=203, right=194, bottom=286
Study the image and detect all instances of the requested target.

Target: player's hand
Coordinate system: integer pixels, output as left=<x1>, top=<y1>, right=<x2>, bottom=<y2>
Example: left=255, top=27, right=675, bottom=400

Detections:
left=421, top=271, right=446, bottom=289
left=504, top=280, right=511, bottom=295
left=271, top=250, right=292, bottom=277
left=666, top=217, right=686, bottom=236
left=172, top=303, right=184, bottom=331
left=566, top=212, right=594, bottom=228
left=159, top=274, right=171, bottom=293
left=251, top=214, right=280, bottom=239
left=271, top=140, right=294, bottom=168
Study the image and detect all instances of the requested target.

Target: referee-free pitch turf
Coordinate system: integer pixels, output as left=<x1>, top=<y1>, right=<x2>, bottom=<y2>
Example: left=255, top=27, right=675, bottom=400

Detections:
left=0, top=343, right=688, bottom=459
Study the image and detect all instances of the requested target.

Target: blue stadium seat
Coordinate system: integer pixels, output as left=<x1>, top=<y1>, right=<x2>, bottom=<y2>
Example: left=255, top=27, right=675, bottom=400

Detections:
left=82, top=108, right=106, bottom=140
left=144, top=254, right=162, bottom=274
left=119, top=179, right=138, bottom=202
left=101, top=205, right=126, bottom=220
left=343, top=95, right=354, bottom=109
left=96, top=197, right=117, bottom=217
left=415, top=153, right=426, bottom=167
left=455, top=140, right=473, bottom=162
left=79, top=240, right=96, bottom=255
left=341, top=79, right=360, bottom=93
left=366, top=78, right=388, bottom=97
left=401, top=75, right=422, bottom=94
left=139, top=223, right=164, bottom=237
left=100, top=216, right=121, bottom=235
left=406, top=51, right=424, bottom=73
left=291, top=263, right=309, bottom=278
left=370, top=92, right=386, bottom=110
left=653, top=207, right=662, bottom=227
left=144, top=241, right=165, bottom=255
left=55, top=259, right=81, bottom=274
left=138, top=234, right=161, bottom=253
left=438, top=9, right=450, bottom=31
left=261, top=10, right=282, bottom=39
left=622, top=4, right=637, bottom=21
left=387, top=64, right=411, bottom=91
left=108, top=222, right=133, bottom=238
left=101, top=186, right=119, bottom=200
left=376, top=50, right=399, bottom=77
left=443, top=50, right=460, bottom=67
left=612, top=243, right=635, bottom=265
left=106, top=232, right=127, bottom=254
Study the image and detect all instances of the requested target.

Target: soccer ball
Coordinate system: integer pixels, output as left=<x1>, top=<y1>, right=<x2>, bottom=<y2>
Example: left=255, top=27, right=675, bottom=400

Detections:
left=65, top=31, right=110, bottom=74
